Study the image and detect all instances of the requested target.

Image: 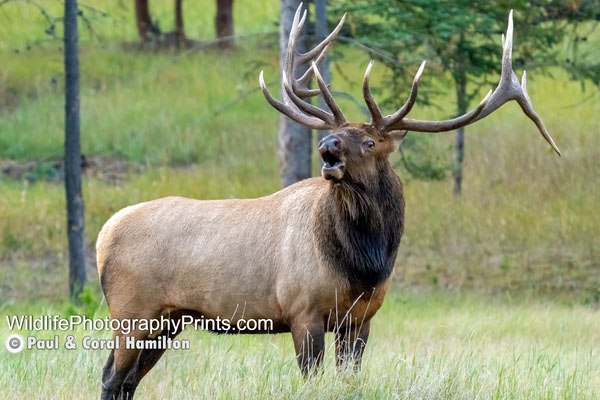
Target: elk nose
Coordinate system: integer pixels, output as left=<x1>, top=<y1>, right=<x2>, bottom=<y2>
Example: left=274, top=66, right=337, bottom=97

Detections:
left=319, top=136, right=341, bottom=153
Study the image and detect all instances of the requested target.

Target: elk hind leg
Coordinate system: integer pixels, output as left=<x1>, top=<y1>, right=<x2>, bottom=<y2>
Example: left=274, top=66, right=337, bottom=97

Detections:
left=120, top=311, right=187, bottom=398
left=101, top=328, right=147, bottom=400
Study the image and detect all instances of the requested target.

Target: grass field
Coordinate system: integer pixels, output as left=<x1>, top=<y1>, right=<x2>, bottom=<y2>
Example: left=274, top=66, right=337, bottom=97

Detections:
left=2, top=291, right=600, bottom=399
left=1, top=1, right=600, bottom=398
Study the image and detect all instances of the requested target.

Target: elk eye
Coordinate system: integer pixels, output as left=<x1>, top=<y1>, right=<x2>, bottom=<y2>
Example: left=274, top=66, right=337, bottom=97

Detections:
left=364, top=140, right=375, bottom=150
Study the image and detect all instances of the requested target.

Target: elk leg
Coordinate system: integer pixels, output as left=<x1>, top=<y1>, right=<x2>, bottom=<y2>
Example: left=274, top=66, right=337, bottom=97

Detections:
left=120, top=314, right=185, bottom=398
left=290, top=320, right=325, bottom=376
left=101, top=349, right=115, bottom=388
left=100, top=329, right=146, bottom=400
left=335, top=319, right=370, bottom=372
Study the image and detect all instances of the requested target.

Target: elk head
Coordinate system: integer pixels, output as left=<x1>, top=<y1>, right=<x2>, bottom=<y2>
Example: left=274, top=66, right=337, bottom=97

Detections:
left=260, top=5, right=561, bottom=184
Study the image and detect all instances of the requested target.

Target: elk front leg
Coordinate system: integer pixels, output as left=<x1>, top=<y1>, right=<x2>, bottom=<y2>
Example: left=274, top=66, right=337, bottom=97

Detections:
left=290, top=319, right=325, bottom=376
left=335, top=319, right=370, bottom=372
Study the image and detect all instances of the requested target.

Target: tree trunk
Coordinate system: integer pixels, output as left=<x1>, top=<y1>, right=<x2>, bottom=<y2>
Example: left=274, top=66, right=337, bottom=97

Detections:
left=216, top=0, right=234, bottom=49
left=64, top=0, right=86, bottom=300
left=279, top=0, right=312, bottom=187
left=134, top=0, right=159, bottom=42
left=315, top=0, right=330, bottom=143
left=174, top=0, right=185, bottom=46
left=453, top=77, right=467, bottom=196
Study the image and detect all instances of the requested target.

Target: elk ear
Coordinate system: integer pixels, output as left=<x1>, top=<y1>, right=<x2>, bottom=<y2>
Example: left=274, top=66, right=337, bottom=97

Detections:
left=388, top=130, right=408, bottom=151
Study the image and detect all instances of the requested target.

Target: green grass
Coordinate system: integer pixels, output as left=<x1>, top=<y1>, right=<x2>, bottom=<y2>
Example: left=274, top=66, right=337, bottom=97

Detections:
left=1, top=291, right=600, bottom=399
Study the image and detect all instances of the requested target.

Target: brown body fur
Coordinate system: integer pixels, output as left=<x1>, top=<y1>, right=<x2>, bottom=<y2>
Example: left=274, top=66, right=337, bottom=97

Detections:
left=98, top=177, right=397, bottom=328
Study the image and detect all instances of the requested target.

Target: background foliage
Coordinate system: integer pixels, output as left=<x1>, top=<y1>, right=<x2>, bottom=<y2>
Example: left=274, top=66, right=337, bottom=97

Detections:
left=0, top=0, right=598, bottom=301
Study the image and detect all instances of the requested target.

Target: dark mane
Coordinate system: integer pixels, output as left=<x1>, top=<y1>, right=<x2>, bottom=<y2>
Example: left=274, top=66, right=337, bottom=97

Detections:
left=314, top=162, right=404, bottom=294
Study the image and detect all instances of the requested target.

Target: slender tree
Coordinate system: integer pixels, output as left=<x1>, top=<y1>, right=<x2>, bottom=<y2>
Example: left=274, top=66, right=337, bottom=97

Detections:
left=64, top=0, right=86, bottom=300
left=453, top=39, right=467, bottom=195
left=134, top=0, right=160, bottom=42
left=216, top=0, right=234, bottom=48
left=174, top=0, right=185, bottom=46
left=133, top=1, right=235, bottom=48
left=279, top=0, right=312, bottom=187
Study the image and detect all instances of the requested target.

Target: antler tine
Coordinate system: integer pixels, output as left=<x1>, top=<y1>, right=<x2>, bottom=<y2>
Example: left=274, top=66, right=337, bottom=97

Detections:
left=516, top=71, right=561, bottom=155
left=362, top=61, right=384, bottom=129
left=259, top=3, right=345, bottom=131
left=277, top=5, right=325, bottom=124
left=283, top=74, right=336, bottom=125
left=291, top=12, right=346, bottom=99
left=312, top=61, right=346, bottom=126
left=380, top=10, right=561, bottom=156
left=298, top=13, right=346, bottom=63
left=382, top=60, right=426, bottom=130
left=259, top=71, right=329, bottom=130
left=283, top=4, right=305, bottom=94
left=469, top=9, right=560, bottom=155
left=295, top=43, right=330, bottom=98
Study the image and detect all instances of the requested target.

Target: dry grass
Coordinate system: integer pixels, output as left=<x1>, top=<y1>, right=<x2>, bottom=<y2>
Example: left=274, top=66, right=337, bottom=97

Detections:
left=1, top=5, right=599, bottom=300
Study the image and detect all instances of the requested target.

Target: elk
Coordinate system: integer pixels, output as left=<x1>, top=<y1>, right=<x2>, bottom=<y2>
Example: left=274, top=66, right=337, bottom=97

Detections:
left=97, top=5, right=560, bottom=399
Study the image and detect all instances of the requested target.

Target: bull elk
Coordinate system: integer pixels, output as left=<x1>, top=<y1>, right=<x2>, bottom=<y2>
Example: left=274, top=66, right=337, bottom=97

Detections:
left=98, top=5, right=560, bottom=399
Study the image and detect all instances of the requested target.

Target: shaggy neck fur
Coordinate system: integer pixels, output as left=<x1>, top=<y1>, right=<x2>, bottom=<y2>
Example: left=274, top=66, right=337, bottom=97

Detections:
left=314, top=161, right=405, bottom=294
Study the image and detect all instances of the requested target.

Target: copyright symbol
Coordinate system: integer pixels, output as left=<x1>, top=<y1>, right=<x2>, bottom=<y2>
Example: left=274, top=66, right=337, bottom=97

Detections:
left=5, top=334, right=24, bottom=353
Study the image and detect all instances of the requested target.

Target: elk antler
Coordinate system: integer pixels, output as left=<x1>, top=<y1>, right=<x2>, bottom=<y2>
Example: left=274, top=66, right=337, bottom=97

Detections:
left=259, top=3, right=347, bottom=130
left=260, top=7, right=560, bottom=156
left=363, top=10, right=561, bottom=155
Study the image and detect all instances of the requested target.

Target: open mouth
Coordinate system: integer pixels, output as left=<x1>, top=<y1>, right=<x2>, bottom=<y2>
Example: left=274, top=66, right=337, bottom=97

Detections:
left=321, top=151, right=345, bottom=181
left=321, top=151, right=344, bottom=170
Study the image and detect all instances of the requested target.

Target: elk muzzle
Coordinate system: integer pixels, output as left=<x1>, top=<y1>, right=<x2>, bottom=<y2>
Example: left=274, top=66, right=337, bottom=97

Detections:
left=319, top=135, right=345, bottom=181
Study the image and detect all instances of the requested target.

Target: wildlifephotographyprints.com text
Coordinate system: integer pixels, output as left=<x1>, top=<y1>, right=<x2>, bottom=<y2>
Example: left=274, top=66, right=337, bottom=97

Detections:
left=4, top=314, right=274, bottom=353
